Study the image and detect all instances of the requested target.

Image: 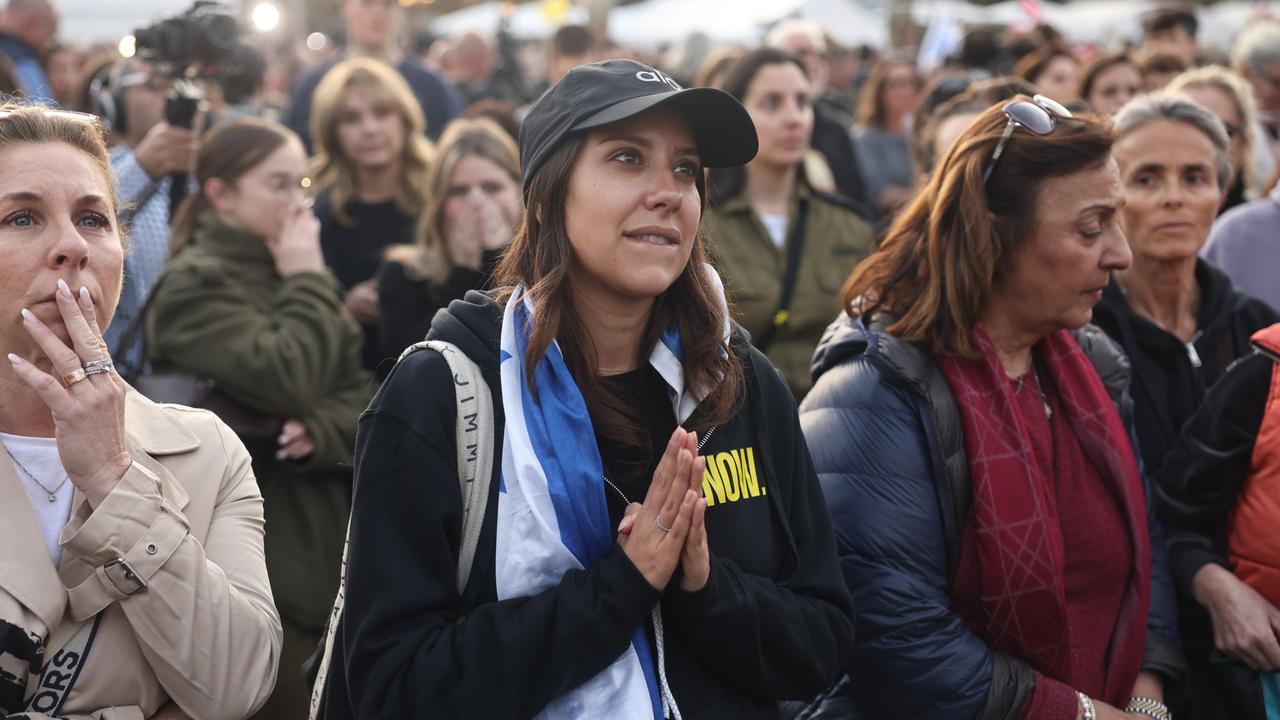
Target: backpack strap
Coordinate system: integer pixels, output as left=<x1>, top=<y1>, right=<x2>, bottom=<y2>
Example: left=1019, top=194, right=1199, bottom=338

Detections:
left=420, top=340, right=496, bottom=593
left=308, top=340, right=496, bottom=720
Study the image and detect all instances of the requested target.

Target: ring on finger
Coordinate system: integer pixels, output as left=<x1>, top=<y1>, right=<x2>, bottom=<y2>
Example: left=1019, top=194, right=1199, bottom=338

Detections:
left=62, top=368, right=87, bottom=387
left=82, top=359, right=114, bottom=376
left=655, top=516, right=672, bottom=533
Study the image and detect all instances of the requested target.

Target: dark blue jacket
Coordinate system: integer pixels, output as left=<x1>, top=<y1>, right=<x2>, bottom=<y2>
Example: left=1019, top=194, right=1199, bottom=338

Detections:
left=795, top=315, right=1183, bottom=720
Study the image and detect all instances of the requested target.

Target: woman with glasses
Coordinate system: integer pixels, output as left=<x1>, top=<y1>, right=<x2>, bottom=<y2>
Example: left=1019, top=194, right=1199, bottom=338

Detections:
left=1167, top=66, right=1273, bottom=215
left=146, top=118, right=373, bottom=720
left=798, top=96, right=1182, bottom=720
left=0, top=104, right=280, bottom=717
left=1094, top=94, right=1278, bottom=479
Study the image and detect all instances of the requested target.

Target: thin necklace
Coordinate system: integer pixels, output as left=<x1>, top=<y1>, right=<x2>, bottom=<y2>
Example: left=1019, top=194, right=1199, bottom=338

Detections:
left=1012, top=366, right=1052, bottom=419
left=3, top=444, right=69, bottom=503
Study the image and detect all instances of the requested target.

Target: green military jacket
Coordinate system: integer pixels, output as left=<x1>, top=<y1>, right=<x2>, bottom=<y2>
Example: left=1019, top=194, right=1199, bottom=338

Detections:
left=144, top=217, right=373, bottom=640
left=707, top=181, right=875, bottom=399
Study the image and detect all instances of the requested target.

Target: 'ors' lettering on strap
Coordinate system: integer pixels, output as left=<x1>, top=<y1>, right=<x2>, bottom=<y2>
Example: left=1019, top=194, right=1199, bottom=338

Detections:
left=23, top=615, right=102, bottom=716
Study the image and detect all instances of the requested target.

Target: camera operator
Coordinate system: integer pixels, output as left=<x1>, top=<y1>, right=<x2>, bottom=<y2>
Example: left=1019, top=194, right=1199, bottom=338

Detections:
left=285, top=0, right=459, bottom=149
left=97, top=58, right=200, bottom=377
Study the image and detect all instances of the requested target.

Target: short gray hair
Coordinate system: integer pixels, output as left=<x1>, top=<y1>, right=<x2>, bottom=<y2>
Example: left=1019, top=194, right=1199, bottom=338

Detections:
left=1233, top=22, right=1280, bottom=79
left=1113, top=92, right=1231, bottom=191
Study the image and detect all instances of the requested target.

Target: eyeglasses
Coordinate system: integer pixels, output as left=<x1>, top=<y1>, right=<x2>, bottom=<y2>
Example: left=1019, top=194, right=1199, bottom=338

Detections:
left=982, top=94, right=1072, bottom=185
left=0, top=108, right=101, bottom=128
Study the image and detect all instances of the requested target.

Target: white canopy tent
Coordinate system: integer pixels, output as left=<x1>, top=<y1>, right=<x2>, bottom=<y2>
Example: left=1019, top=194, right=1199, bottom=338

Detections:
left=429, top=1, right=590, bottom=39
left=605, top=0, right=805, bottom=47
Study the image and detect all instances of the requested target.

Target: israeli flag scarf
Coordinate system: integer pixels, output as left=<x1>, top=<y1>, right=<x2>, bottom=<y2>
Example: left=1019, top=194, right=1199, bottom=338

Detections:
left=495, top=264, right=730, bottom=719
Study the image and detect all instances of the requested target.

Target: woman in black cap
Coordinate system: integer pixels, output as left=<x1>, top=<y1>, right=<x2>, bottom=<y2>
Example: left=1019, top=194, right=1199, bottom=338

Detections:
left=314, top=59, right=854, bottom=719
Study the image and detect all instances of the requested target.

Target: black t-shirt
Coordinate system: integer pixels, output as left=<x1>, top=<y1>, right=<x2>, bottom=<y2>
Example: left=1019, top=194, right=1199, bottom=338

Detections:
left=594, top=364, right=678, bottom=530
left=315, top=193, right=417, bottom=373
left=317, top=196, right=417, bottom=290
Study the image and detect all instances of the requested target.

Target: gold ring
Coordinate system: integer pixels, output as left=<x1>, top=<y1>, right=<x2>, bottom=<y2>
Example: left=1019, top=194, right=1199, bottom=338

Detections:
left=62, top=368, right=87, bottom=387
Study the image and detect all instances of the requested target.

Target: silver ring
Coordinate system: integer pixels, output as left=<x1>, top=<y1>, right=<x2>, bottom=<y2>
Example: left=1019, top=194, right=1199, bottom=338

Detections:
left=655, top=516, right=672, bottom=533
left=82, top=359, right=114, bottom=376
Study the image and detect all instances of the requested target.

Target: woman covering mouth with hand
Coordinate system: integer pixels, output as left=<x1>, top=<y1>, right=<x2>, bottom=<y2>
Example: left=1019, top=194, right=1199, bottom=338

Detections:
left=314, top=59, right=854, bottom=720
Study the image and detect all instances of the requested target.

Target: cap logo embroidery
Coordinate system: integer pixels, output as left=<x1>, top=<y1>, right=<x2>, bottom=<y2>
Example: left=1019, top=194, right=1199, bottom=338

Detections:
left=635, top=70, right=682, bottom=90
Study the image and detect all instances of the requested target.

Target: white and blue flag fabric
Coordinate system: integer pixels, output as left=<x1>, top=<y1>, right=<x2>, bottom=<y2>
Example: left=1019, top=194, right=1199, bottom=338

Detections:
left=494, top=265, right=729, bottom=719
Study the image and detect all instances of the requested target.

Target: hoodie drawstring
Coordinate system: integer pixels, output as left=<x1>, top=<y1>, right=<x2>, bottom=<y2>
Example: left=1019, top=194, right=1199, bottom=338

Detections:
left=652, top=606, right=682, bottom=719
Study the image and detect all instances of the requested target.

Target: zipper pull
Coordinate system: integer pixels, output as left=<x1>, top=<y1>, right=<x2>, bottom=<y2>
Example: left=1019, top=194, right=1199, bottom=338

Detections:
left=1185, top=341, right=1203, bottom=368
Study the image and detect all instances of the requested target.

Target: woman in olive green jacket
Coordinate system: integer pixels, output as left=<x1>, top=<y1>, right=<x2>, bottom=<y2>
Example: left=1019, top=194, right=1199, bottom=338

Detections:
left=708, top=48, right=875, bottom=399
left=145, top=119, right=372, bottom=720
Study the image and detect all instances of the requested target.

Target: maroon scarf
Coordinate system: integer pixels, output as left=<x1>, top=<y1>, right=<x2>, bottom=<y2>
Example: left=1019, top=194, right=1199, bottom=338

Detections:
left=936, top=327, right=1150, bottom=706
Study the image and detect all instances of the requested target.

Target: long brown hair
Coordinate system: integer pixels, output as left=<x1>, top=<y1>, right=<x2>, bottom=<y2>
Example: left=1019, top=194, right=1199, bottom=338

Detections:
left=842, top=97, right=1114, bottom=358
left=309, top=58, right=435, bottom=226
left=495, top=134, right=744, bottom=452
left=386, top=118, right=520, bottom=285
left=169, top=118, right=297, bottom=254
left=856, top=56, right=920, bottom=129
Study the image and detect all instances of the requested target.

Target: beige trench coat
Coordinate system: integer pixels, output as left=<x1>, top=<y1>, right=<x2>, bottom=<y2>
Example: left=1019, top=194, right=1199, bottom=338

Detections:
left=0, top=390, right=281, bottom=719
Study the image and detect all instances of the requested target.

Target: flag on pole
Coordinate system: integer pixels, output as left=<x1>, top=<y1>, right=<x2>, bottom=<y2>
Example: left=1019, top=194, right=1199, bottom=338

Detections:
left=918, top=2, right=963, bottom=74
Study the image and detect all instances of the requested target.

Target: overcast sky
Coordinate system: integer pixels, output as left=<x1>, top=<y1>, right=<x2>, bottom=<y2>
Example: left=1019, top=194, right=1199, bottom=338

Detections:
left=60, top=1, right=200, bottom=46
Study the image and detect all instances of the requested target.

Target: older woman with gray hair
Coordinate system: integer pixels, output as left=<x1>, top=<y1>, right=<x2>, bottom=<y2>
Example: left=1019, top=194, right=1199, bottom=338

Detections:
left=1094, top=92, right=1279, bottom=720
left=1095, top=94, right=1277, bottom=479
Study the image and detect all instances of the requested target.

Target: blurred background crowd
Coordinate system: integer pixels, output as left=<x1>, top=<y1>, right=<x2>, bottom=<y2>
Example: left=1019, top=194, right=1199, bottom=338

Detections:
left=10, top=0, right=1280, bottom=717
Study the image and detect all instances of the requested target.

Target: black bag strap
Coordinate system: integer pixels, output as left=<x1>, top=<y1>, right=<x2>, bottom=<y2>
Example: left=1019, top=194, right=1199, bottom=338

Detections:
left=756, top=198, right=808, bottom=354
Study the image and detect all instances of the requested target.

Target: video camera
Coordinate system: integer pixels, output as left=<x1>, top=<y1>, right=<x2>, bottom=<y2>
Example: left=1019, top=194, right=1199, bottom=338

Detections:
left=132, top=1, right=255, bottom=128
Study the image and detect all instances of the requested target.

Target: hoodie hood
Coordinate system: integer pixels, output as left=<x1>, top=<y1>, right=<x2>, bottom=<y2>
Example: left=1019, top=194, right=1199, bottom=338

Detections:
left=1098, top=258, right=1250, bottom=347
left=425, top=289, right=504, bottom=374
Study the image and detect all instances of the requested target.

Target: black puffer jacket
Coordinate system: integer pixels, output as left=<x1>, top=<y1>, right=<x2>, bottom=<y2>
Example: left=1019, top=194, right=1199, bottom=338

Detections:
left=795, top=315, right=1184, bottom=720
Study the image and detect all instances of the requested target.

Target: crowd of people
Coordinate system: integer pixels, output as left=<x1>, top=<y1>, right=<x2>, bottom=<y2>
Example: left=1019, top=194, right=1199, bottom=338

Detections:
left=5, top=0, right=1280, bottom=718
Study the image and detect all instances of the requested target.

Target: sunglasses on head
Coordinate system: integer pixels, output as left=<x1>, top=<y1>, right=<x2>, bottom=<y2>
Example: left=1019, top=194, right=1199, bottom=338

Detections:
left=982, top=94, right=1072, bottom=186
left=0, top=107, right=101, bottom=127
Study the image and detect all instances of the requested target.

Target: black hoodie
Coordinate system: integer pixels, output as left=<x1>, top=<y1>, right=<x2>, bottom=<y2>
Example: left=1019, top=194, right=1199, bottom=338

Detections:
left=1093, top=259, right=1279, bottom=475
left=318, top=291, right=854, bottom=719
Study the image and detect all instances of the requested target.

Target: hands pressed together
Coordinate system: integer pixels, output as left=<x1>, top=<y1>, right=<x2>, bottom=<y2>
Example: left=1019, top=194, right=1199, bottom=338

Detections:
left=615, top=427, right=710, bottom=593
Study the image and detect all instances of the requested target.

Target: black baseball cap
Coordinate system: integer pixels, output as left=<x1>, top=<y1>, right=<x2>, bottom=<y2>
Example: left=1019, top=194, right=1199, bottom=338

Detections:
left=519, top=59, right=758, bottom=197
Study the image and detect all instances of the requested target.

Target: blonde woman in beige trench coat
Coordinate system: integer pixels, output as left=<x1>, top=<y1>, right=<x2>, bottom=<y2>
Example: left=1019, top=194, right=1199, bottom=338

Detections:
left=0, top=105, right=281, bottom=719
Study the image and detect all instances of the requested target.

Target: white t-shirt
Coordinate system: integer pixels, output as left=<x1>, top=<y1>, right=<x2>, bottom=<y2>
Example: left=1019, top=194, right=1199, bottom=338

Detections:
left=1, top=432, right=73, bottom=565
left=759, top=212, right=789, bottom=249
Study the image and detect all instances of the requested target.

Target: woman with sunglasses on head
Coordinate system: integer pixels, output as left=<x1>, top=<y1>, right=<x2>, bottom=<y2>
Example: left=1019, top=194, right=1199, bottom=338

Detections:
left=0, top=105, right=281, bottom=718
left=798, top=96, right=1183, bottom=720
left=1094, top=94, right=1278, bottom=480
left=315, top=59, right=854, bottom=719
